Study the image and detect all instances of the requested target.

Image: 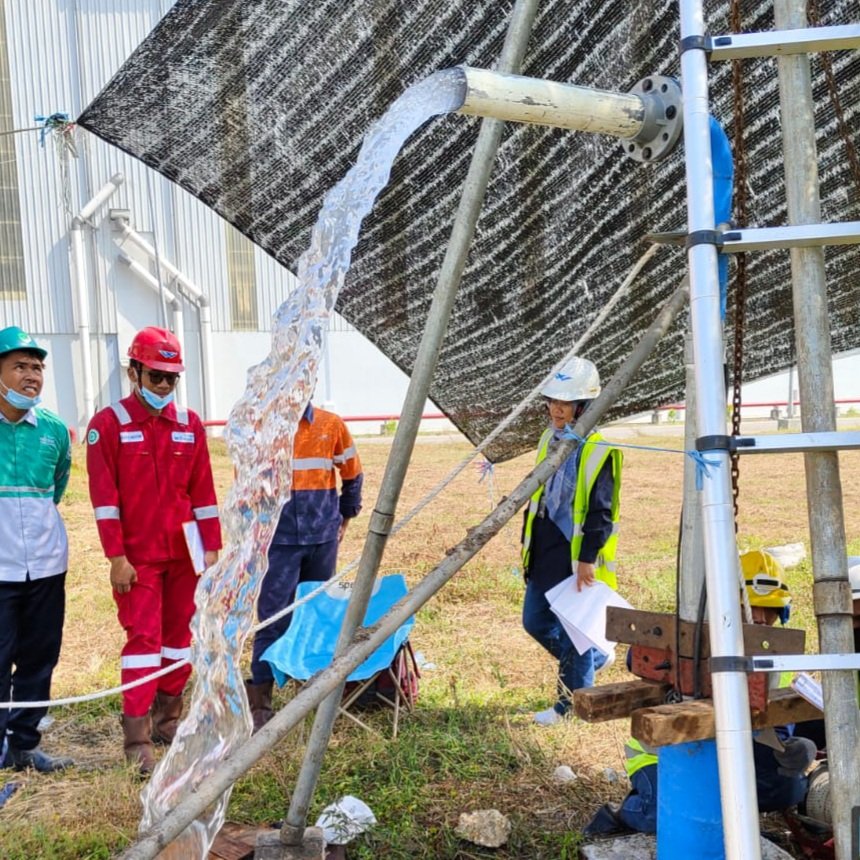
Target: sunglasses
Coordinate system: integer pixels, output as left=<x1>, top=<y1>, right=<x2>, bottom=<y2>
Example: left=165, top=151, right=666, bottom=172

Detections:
left=144, top=369, right=179, bottom=386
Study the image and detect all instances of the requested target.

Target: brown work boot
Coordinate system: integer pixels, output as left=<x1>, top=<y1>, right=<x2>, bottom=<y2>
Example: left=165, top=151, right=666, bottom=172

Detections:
left=121, top=714, right=156, bottom=774
left=150, top=691, right=184, bottom=745
left=244, top=679, right=274, bottom=733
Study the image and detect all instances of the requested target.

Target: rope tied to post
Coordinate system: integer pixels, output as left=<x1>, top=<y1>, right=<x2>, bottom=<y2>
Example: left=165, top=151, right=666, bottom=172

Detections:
left=559, top=427, right=722, bottom=490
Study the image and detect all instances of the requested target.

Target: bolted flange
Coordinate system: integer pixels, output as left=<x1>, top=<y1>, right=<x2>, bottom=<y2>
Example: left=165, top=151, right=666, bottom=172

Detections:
left=621, top=75, right=683, bottom=163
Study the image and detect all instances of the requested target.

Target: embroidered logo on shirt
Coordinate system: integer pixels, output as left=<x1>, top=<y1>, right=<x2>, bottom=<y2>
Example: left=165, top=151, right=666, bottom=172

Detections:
left=87, top=429, right=99, bottom=445
left=172, top=431, right=195, bottom=444
left=120, top=430, right=145, bottom=443
left=40, top=435, right=58, bottom=448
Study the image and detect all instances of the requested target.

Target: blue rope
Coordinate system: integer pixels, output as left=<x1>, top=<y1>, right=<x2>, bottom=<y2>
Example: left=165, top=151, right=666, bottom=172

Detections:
left=559, top=427, right=722, bottom=491
left=34, top=112, right=70, bottom=147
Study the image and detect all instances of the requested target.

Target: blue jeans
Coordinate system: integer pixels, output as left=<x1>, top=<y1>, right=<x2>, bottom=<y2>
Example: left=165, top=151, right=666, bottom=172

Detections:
left=618, top=764, right=658, bottom=833
left=522, top=577, right=605, bottom=714
left=251, top=540, right=339, bottom=684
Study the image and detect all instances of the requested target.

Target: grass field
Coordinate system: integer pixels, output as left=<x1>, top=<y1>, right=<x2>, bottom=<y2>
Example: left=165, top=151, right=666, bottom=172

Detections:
left=2, top=423, right=859, bottom=859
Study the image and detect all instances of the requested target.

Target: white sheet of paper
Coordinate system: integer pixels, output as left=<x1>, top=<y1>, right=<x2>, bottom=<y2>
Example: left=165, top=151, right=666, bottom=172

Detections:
left=182, top=520, right=206, bottom=574
left=545, top=574, right=633, bottom=657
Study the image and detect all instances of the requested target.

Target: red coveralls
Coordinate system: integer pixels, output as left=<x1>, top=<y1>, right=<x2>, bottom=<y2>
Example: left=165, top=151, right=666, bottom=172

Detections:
left=86, top=395, right=222, bottom=716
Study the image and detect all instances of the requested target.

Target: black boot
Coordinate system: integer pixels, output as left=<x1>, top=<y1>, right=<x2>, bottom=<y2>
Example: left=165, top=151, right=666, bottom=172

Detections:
left=6, top=745, right=73, bottom=773
left=245, top=679, right=274, bottom=733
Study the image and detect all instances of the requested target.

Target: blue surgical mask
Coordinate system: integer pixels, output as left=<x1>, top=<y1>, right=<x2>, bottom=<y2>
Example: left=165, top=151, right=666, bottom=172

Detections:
left=0, top=379, right=41, bottom=411
left=137, top=384, right=175, bottom=411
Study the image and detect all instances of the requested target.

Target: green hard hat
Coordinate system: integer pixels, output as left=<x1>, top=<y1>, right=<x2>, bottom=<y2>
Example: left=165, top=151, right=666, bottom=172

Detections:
left=0, top=326, right=47, bottom=360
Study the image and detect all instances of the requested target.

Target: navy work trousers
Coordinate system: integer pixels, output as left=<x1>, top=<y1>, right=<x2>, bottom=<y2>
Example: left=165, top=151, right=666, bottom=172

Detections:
left=251, top=541, right=339, bottom=684
left=0, top=573, right=66, bottom=753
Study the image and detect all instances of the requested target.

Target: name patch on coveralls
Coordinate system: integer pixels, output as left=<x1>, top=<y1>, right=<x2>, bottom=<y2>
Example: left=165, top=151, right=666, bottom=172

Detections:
left=172, top=431, right=195, bottom=444
left=120, top=431, right=144, bottom=443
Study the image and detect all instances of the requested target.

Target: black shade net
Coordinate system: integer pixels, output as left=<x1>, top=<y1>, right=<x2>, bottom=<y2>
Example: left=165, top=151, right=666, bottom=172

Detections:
left=78, top=0, right=860, bottom=462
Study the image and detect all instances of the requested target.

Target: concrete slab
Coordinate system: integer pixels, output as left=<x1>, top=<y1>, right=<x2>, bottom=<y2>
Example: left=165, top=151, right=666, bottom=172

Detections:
left=254, top=827, right=325, bottom=860
left=579, top=833, right=794, bottom=859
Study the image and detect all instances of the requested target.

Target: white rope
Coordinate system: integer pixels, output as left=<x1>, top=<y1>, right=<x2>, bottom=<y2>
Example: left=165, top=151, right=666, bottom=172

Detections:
left=2, top=246, right=660, bottom=711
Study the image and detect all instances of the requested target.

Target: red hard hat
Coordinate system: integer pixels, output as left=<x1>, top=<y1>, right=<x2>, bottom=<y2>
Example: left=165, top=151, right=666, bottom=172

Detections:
left=128, top=326, right=185, bottom=372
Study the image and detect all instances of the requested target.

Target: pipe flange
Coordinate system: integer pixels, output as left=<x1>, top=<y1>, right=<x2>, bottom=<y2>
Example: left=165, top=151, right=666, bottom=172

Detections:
left=621, top=75, right=683, bottom=163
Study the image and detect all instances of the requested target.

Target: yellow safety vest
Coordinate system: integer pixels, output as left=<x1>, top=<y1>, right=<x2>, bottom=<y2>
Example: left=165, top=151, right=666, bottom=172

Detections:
left=521, top=428, right=622, bottom=589
left=624, top=738, right=658, bottom=777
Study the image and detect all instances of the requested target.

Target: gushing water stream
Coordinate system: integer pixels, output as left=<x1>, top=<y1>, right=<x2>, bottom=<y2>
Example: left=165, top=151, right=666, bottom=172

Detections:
left=138, top=68, right=467, bottom=857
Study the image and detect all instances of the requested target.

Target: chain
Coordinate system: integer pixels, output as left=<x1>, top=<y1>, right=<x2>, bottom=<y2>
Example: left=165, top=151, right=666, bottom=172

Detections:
left=729, top=0, right=749, bottom=530
left=807, top=0, right=860, bottom=198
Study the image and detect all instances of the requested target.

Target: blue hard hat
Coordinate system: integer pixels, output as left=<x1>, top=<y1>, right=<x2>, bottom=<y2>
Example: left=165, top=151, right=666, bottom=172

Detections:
left=0, top=326, right=47, bottom=360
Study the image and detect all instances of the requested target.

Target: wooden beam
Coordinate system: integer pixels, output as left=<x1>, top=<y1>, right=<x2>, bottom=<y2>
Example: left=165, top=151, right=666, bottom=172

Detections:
left=631, top=688, right=823, bottom=747
left=573, top=679, right=672, bottom=722
left=606, top=607, right=805, bottom=658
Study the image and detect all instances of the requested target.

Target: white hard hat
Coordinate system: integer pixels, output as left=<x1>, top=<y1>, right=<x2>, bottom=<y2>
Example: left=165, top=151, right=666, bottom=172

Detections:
left=541, top=356, right=601, bottom=402
left=847, top=556, right=860, bottom=598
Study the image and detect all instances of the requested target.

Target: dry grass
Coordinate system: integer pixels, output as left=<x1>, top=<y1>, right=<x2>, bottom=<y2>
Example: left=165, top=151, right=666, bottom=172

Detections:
left=3, top=422, right=860, bottom=858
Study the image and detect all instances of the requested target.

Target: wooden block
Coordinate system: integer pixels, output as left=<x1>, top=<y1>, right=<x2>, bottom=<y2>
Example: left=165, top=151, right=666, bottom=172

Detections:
left=606, top=607, right=805, bottom=658
left=631, top=688, right=823, bottom=748
left=573, top=679, right=671, bottom=722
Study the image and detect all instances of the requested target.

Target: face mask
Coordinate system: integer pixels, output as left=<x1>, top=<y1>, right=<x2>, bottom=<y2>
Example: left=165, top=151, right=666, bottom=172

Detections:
left=137, top=384, right=175, bottom=411
left=0, top=379, right=41, bottom=410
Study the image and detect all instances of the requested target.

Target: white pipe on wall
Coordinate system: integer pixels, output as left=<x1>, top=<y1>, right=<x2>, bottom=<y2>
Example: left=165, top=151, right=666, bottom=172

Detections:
left=69, top=172, right=124, bottom=428
left=115, top=221, right=215, bottom=420
left=118, top=253, right=187, bottom=406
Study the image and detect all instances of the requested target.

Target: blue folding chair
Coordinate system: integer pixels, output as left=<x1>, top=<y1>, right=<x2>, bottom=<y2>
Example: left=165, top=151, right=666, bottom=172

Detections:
left=261, top=573, right=417, bottom=736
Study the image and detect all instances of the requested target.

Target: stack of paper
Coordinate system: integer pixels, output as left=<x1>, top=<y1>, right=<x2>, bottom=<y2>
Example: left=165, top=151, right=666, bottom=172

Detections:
left=545, top=575, right=633, bottom=657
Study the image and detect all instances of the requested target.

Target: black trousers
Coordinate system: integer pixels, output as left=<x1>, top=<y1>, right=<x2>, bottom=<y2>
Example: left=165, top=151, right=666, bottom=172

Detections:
left=0, top=573, right=66, bottom=752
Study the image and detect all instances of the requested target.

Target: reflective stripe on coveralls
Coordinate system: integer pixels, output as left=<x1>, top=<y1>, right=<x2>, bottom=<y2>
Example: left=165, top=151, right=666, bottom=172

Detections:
left=521, top=428, right=622, bottom=589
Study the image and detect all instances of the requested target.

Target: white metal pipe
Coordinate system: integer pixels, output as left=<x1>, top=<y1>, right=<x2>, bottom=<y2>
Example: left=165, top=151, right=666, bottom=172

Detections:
left=198, top=300, right=215, bottom=421
left=69, top=173, right=124, bottom=428
left=78, top=172, right=124, bottom=222
left=119, top=253, right=187, bottom=407
left=679, top=330, right=705, bottom=621
left=116, top=221, right=205, bottom=302
left=115, top=222, right=215, bottom=420
left=458, top=66, right=646, bottom=138
left=118, top=253, right=179, bottom=305
left=679, top=3, right=762, bottom=859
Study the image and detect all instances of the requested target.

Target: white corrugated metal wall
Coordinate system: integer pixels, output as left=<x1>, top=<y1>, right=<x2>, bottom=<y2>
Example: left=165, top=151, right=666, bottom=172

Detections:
left=0, top=0, right=425, bottom=432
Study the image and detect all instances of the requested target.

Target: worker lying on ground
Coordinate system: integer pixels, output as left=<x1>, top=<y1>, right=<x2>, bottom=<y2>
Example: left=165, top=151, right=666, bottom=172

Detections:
left=584, top=550, right=816, bottom=835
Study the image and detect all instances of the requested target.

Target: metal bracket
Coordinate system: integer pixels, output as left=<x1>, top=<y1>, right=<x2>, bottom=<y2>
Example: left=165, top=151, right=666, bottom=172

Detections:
left=708, top=25, right=860, bottom=61
left=730, top=431, right=860, bottom=455
left=622, top=75, right=683, bottom=163
left=750, top=653, right=860, bottom=673
left=720, top=221, right=860, bottom=252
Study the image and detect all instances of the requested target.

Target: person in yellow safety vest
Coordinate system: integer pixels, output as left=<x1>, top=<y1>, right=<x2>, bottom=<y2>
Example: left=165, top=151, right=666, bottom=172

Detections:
left=584, top=551, right=816, bottom=836
left=520, top=356, right=622, bottom=727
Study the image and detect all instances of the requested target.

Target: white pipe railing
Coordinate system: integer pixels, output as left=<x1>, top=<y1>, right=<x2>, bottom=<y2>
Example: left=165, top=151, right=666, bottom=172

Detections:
left=69, top=173, right=124, bottom=426
left=118, top=253, right=187, bottom=406
left=115, top=221, right=215, bottom=420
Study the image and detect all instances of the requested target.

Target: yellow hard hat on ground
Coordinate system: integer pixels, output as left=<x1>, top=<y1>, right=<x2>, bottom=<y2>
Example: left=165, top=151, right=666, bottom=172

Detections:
left=740, top=549, right=792, bottom=622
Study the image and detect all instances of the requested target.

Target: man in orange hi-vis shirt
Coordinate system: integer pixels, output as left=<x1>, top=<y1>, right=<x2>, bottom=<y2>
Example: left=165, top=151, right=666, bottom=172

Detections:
left=246, top=402, right=363, bottom=731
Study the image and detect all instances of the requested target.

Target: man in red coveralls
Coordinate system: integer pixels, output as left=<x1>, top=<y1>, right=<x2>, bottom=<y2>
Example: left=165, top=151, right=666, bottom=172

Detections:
left=86, top=327, right=221, bottom=773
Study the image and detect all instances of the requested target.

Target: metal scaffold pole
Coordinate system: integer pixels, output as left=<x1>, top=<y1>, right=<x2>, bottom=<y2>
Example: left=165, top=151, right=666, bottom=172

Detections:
left=774, top=2, right=860, bottom=856
left=278, top=0, right=544, bottom=847
left=678, top=2, right=762, bottom=859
